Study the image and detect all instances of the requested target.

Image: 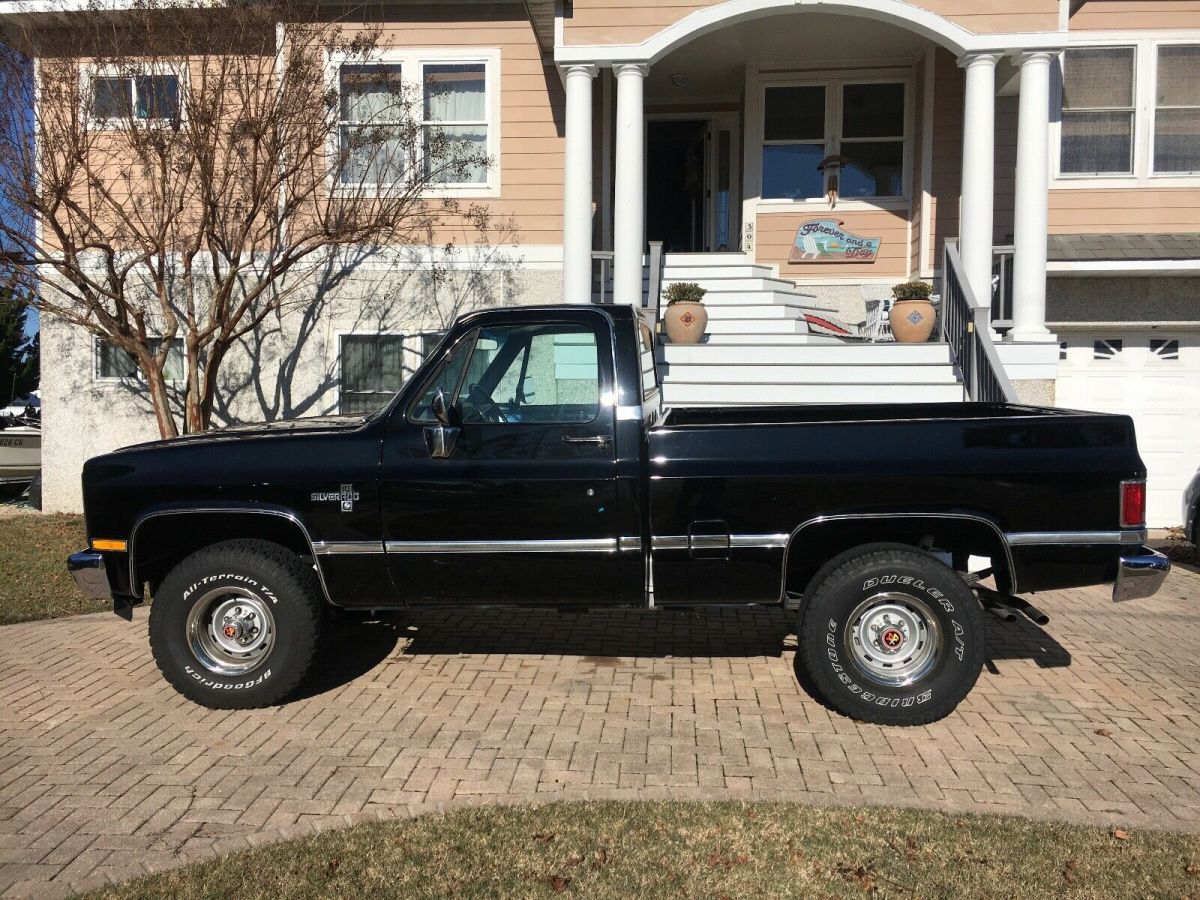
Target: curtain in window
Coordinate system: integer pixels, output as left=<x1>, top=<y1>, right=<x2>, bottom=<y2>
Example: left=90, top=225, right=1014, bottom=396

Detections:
left=423, top=64, right=487, bottom=184
left=1060, top=48, right=1135, bottom=174
left=1155, top=45, right=1200, bottom=173
left=340, top=65, right=408, bottom=185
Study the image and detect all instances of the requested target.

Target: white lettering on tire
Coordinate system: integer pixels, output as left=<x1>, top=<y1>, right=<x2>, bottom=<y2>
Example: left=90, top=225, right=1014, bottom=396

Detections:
left=183, top=575, right=278, bottom=603
left=184, top=665, right=273, bottom=689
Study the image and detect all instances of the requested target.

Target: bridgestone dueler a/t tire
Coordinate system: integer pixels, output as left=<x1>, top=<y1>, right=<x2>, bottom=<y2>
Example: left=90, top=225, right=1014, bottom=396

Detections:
left=149, top=540, right=323, bottom=709
left=797, top=544, right=985, bottom=727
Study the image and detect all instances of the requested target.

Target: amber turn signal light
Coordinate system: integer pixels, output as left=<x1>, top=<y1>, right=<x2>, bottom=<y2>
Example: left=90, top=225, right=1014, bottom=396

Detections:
left=91, top=539, right=128, bottom=552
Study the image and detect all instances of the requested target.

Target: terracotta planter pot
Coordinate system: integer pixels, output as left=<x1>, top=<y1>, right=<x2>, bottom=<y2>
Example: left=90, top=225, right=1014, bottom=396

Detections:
left=889, top=299, right=936, bottom=343
left=663, top=301, right=708, bottom=344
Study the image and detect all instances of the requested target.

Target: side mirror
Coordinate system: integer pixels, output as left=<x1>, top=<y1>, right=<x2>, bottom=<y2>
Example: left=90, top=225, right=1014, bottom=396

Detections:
left=426, top=388, right=460, bottom=460
left=432, top=387, right=450, bottom=425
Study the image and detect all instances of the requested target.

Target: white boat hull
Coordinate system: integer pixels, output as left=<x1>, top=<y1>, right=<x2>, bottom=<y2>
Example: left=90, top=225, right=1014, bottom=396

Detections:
left=0, top=427, right=41, bottom=484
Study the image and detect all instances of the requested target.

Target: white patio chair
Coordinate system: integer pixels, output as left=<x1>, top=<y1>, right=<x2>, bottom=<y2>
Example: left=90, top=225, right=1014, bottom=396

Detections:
left=860, top=283, right=894, bottom=343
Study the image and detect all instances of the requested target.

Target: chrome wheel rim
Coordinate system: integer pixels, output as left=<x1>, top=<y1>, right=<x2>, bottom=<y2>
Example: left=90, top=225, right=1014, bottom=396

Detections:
left=844, top=591, right=942, bottom=687
left=185, top=587, right=276, bottom=676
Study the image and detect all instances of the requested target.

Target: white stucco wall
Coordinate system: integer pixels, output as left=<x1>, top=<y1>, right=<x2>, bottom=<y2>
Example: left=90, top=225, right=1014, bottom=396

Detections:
left=41, top=262, right=564, bottom=513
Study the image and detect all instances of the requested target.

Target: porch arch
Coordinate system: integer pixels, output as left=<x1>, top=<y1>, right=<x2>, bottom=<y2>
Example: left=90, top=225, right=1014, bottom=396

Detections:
left=553, top=0, right=1064, bottom=66
left=638, top=0, right=976, bottom=61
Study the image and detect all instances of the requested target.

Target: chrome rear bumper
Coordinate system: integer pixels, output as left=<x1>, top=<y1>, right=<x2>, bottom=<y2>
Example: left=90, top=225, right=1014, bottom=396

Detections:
left=68, top=550, right=112, bottom=602
left=1113, top=547, right=1171, bottom=603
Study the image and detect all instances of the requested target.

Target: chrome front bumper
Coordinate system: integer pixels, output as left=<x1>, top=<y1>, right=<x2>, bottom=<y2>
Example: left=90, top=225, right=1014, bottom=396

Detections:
left=1113, top=547, right=1171, bottom=603
left=68, top=550, right=112, bottom=602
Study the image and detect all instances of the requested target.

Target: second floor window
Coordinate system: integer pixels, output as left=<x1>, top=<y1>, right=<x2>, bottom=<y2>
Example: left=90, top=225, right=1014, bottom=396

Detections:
left=423, top=64, right=488, bottom=184
left=90, top=73, right=180, bottom=124
left=335, top=53, right=495, bottom=190
left=1060, top=47, right=1135, bottom=175
left=1154, top=45, right=1200, bottom=173
left=338, top=64, right=407, bottom=186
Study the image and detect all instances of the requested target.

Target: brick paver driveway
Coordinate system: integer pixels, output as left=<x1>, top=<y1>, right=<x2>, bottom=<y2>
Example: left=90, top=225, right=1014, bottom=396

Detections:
left=1, top=559, right=1198, bottom=897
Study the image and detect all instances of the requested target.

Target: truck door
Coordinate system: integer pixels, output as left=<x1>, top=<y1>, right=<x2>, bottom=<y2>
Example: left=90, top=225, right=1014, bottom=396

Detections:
left=379, top=311, right=622, bottom=606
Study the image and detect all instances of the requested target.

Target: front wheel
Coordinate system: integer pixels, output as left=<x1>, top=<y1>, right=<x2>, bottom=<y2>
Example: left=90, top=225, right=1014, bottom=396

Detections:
left=797, top=544, right=985, bottom=726
left=149, top=539, right=324, bottom=709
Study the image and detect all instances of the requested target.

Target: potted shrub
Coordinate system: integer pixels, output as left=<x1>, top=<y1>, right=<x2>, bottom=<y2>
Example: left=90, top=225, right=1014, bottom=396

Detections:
left=888, top=280, right=936, bottom=343
left=662, top=282, right=709, bottom=344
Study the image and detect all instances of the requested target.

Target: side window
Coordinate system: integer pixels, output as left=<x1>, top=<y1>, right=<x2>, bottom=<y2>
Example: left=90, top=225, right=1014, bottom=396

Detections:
left=454, top=322, right=601, bottom=424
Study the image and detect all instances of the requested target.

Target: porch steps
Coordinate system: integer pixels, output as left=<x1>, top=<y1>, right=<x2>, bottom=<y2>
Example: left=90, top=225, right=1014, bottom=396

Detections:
left=653, top=253, right=964, bottom=406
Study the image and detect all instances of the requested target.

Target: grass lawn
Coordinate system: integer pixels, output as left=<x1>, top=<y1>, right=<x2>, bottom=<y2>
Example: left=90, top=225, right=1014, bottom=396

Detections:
left=84, top=801, right=1200, bottom=899
left=0, top=512, right=92, bottom=625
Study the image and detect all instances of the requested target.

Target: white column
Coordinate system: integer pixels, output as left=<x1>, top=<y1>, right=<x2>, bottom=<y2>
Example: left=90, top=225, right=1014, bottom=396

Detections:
left=1010, top=51, right=1054, bottom=341
left=958, top=53, right=999, bottom=306
left=613, top=63, right=648, bottom=306
left=561, top=64, right=597, bottom=303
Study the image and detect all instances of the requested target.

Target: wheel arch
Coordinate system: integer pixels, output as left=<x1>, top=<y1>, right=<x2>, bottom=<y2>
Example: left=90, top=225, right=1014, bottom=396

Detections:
left=783, top=512, right=1016, bottom=599
left=129, top=506, right=333, bottom=604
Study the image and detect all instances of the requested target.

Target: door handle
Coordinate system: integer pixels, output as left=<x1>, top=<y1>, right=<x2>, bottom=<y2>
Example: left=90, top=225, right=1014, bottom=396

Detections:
left=562, top=435, right=611, bottom=446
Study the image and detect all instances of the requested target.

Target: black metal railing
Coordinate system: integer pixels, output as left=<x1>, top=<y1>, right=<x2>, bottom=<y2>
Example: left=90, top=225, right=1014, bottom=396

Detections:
left=991, top=244, right=1014, bottom=331
left=941, top=240, right=1018, bottom=403
left=591, top=250, right=614, bottom=305
left=645, top=241, right=664, bottom=336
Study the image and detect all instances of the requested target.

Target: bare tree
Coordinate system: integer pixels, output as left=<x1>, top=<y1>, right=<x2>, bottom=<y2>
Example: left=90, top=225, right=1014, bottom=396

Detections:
left=0, top=0, right=493, bottom=437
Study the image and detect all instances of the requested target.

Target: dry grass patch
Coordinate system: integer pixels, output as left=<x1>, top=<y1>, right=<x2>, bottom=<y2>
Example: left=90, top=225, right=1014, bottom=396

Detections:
left=84, top=801, right=1200, bottom=899
left=0, top=512, right=91, bottom=624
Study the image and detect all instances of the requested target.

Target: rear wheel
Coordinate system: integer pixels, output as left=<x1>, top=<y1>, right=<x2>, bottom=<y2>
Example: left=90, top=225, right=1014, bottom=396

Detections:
left=797, top=544, right=985, bottom=726
left=149, top=539, right=324, bottom=709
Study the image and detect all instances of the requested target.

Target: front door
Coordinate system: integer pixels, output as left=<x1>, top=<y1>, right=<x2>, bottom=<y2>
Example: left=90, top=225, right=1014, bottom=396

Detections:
left=647, top=119, right=708, bottom=253
left=379, top=310, right=621, bottom=606
left=646, top=116, right=740, bottom=253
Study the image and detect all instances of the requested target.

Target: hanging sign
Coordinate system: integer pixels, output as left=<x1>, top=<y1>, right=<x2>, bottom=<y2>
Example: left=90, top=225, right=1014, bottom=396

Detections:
left=788, top=218, right=881, bottom=263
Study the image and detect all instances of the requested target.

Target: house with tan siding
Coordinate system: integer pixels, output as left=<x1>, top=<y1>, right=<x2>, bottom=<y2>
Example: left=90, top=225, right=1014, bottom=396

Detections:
left=5, top=0, right=1200, bottom=525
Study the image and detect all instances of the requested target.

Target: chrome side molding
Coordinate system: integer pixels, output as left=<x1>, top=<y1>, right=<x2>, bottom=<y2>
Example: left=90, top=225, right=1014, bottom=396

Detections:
left=1005, top=529, right=1148, bottom=546
left=382, top=538, right=639, bottom=554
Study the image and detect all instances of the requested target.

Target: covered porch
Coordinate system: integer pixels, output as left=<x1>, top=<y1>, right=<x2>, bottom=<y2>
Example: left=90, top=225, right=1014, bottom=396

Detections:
left=556, top=3, right=1064, bottom=349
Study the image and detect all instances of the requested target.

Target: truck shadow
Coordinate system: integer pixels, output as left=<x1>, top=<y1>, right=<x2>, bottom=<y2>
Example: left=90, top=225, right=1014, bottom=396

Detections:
left=293, top=606, right=1071, bottom=701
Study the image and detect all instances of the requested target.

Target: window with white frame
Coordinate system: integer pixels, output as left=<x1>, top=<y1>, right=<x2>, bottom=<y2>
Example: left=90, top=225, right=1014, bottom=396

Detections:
left=422, top=63, right=488, bottom=184
left=1059, top=47, right=1136, bottom=175
left=1154, top=45, right=1200, bottom=173
left=334, top=51, right=496, bottom=191
left=339, top=334, right=405, bottom=415
left=761, top=79, right=906, bottom=201
left=96, top=338, right=184, bottom=380
left=88, top=71, right=181, bottom=124
left=338, top=64, right=409, bottom=186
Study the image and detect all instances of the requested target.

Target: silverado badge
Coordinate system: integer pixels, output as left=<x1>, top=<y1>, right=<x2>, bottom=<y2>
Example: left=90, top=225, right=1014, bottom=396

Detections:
left=312, top=484, right=360, bottom=512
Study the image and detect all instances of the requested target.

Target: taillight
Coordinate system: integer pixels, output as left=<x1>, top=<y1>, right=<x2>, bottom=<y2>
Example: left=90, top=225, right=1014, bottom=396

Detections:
left=1120, top=480, right=1146, bottom=528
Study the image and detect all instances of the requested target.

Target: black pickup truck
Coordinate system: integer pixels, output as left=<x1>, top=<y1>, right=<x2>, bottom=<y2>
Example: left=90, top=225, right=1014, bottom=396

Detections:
left=69, top=304, right=1170, bottom=725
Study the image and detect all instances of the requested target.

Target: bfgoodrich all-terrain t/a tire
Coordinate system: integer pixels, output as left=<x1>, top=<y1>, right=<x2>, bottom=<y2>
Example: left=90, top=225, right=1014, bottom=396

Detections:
left=797, top=544, right=985, bottom=727
left=149, top=539, right=324, bottom=709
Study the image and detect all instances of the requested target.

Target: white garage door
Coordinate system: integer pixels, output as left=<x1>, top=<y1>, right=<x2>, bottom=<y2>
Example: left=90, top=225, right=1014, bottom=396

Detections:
left=1056, top=332, right=1200, bottom=527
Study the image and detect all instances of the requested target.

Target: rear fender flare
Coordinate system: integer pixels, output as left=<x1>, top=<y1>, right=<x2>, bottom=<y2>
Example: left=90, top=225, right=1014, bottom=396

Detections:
left=780, top=511, right=1016, bottom=600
